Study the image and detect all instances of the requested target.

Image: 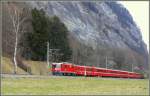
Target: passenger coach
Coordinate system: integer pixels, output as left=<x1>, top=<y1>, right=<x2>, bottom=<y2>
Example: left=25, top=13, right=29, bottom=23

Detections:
left=51, top=62, right=143, bottom=79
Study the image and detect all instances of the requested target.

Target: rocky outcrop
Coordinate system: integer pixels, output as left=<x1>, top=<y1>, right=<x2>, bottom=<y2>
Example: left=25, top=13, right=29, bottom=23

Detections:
left=27, top=1, right=148, bottom=71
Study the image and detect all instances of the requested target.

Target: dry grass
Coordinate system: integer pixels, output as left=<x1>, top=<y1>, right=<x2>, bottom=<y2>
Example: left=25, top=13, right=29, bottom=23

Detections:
left=24, top=60, right=48, bottom=75
left=1, top=56, right=28, bottom=74
left=1, top=56, right=48, bottom=75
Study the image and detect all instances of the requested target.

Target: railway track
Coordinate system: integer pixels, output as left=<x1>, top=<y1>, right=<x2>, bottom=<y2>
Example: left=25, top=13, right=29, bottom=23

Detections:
left=0, top=74, right=131, bottom=80
left=1, top=73, right=143, bottom=81
left=1, top=73, right=53, bottom=78
left=1, top=73, right=81, bottom=79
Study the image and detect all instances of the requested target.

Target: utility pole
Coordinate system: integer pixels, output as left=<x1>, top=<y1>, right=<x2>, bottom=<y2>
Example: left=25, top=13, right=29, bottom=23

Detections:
left=96, top=47, right=99, bottom=67
left=47, top=42, right=50, bottom=68
left=105, top=56, right=107, bottom=69
left=132, top=63, right=133, bottom=72
left=47, top=43, right=61, bottom=75
left=47, top=42, right=50, bottom=75
left=49, top=48, right=60, bottom=62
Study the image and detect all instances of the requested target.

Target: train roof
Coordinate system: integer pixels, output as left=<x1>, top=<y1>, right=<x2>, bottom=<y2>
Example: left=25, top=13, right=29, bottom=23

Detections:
left=52, top=62, right=74, bottom=65
left=52, top=62, right=62, bottom=64
left=75, top=65, right=139, bottom=74
left=93, top=67, right=139, bottom=74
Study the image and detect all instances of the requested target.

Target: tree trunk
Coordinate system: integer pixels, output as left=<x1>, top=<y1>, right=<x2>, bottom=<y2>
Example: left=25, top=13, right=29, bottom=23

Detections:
left=13, top=31, right=18, bottom=74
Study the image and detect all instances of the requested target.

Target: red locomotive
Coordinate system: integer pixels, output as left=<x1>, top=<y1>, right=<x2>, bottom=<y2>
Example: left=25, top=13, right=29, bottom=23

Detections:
left=51, top=62, right=143, bottom=79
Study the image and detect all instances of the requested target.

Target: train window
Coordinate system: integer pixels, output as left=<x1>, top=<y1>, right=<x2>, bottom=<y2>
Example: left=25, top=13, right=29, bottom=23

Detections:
left=56, top=64, right=61, bottom=68
left=95, top=69, right=99, bottom=72
left=86, top=68, right=92, bottom=71
left=111, top=71, right=118, bottom=73
left=61, top=64, right=65, bottom=68
left=65, top=65, right=67, bottom=68
left=95, top=69, right=105, bottom=72
left=99, top=69, right=106, bottom=72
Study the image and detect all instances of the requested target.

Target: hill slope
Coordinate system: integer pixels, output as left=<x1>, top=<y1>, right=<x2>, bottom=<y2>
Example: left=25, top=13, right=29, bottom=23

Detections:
left=28, top=1, right=148, bottom=70
left=2, top=1, right=148, bottom=73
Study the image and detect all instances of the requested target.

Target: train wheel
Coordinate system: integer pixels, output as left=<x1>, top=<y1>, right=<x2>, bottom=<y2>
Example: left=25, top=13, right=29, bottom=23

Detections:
left=70, top=73, right=73, bottom=76
left=68, top=73, right=71, bottom=76
left=59, top=72, right=63, bottom=76
left=52, top=72, right=55, bottom=75
left=64, top=73, right=68, bottom=76
left=62, top=73, right=65, bottom=76
left=63, top=73, right=66, bottom=76
left=73, top=73, right=76, bottom=76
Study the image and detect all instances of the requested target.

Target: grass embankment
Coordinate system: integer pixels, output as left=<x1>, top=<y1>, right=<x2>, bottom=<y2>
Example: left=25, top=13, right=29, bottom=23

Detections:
left=1, top=56, right=27, bottom=74
left=1, top=77, right=149, bottom=95
left=1, top=56, right=48, bottom=75
left=24, top=60, right=48, bottom=75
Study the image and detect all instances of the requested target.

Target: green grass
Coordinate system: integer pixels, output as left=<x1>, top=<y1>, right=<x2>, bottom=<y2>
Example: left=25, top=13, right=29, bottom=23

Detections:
left=1, top=77, right=149, bottom=95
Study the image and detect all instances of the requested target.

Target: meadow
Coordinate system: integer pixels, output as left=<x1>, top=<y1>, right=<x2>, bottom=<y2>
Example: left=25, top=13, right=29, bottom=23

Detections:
left=1, top=76, right=149, bottom=95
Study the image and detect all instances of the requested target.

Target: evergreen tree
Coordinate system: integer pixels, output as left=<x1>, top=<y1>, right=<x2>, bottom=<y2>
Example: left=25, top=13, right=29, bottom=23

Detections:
left=25, top=8, right=72, bottom=61
left=26, top=8, right=49, bottom=60
left=48, top=16, right=72, bottom=61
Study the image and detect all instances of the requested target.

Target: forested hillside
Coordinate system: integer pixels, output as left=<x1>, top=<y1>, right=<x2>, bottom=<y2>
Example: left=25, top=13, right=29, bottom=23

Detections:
left=2, top=1, right=149, bottom=77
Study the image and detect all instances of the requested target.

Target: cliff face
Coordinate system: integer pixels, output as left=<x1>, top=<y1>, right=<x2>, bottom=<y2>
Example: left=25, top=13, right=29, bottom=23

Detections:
left=26, top=1, right=148, bottom=70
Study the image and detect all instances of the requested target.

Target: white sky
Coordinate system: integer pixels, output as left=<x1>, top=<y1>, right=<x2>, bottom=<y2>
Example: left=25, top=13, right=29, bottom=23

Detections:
left=119, top=1, right=149, bottom=52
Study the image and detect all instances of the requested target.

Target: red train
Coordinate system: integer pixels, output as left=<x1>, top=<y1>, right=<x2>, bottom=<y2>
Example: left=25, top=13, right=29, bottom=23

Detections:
left=51, top=62, right=143, bottom=79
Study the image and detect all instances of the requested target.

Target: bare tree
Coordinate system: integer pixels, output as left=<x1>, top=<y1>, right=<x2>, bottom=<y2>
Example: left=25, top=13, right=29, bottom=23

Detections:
left=6, top=2, right=28, bottom=74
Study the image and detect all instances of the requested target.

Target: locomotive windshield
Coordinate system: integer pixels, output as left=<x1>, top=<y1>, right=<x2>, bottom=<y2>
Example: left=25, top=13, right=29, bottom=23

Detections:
left=52, top=63, right=61, bottom=68
left=56, top=64, right=61, bottom=68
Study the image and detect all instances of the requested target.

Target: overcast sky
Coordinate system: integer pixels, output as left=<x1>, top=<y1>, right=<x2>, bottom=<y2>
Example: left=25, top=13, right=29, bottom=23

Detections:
left=119, top=1, right=149, bottom=52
